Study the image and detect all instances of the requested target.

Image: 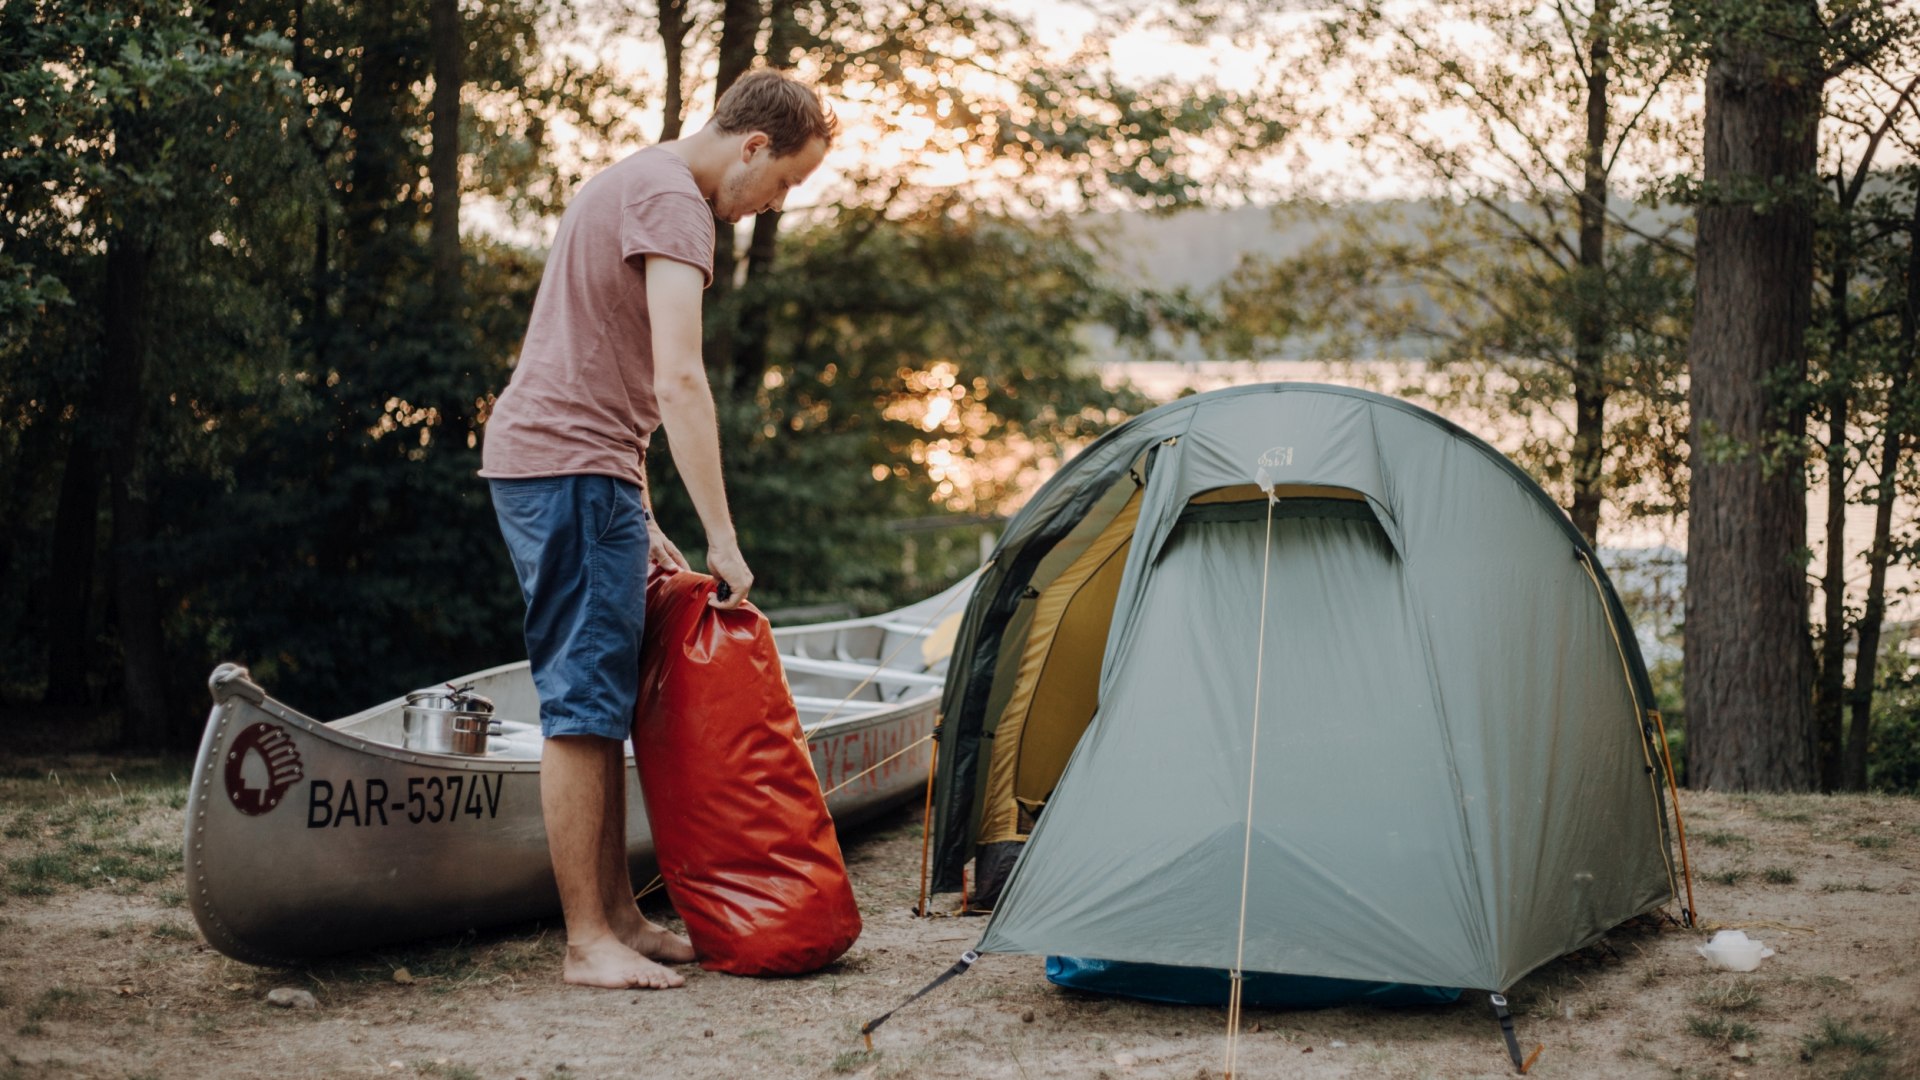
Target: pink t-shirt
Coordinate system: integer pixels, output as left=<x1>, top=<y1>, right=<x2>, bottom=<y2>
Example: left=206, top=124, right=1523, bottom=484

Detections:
left=479, top=147, right=715, bottom=485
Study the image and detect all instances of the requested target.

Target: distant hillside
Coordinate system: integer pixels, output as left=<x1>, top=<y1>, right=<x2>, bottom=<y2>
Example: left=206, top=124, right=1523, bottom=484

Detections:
left=1076, top=201, right=1434, bottom=363
left=1081, top=204, right=1314, bottom=293
left=1076, top=199, right=1690, bottom=364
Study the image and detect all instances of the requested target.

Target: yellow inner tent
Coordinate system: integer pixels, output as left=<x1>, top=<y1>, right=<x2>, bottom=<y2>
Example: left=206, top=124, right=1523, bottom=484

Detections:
left=976, top=482, right=1368, bottom=846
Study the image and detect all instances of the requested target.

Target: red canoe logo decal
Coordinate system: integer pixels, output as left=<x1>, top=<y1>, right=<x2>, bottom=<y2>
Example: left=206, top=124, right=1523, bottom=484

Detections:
left=224, top=723, right=304, bottom=816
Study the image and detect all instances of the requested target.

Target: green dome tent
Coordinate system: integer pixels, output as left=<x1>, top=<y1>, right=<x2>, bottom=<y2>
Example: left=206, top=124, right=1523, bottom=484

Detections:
left=921, top=383, right=1685, bottom=1010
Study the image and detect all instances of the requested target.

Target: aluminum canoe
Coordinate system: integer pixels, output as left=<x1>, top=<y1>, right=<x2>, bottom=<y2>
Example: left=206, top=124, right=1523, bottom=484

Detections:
left=183, top=576, right=973, bottom=965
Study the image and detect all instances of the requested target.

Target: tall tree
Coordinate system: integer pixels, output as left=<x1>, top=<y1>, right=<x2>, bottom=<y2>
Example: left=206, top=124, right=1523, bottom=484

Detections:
left=1847, top=181, right=1920, bottom=788
left=701, top=0, right=767, bottom=373
left=1217, top=0, right=1695, bottom=544
left=658, top=0, right=693, bottom=141
left=1681, top=0, right=1826, bottom=791
left=1808, top=61, right=1920, bottom=790
left=430, top=0, right=464, bottom=317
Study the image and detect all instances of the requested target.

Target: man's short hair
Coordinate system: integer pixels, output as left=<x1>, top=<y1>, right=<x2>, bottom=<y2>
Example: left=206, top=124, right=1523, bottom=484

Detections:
left=711, top=69, right=838, bottom=157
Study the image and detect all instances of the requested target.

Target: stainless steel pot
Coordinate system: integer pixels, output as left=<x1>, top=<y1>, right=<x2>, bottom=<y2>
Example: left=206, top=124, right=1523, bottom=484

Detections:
left=401, top=685, right=499, bottom=755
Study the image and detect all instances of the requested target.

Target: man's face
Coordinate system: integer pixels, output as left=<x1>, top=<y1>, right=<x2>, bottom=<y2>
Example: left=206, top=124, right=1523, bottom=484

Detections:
left=713, top=133, right=827, bottom=224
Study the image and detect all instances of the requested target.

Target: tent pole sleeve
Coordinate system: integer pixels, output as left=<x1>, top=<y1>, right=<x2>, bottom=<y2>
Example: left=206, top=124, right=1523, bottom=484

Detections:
left=860, top=950, right=979, bottom=1047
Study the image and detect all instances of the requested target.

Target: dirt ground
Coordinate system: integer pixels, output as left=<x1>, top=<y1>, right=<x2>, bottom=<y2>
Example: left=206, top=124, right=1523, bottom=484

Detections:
left=1, top=757, right=1917, bottom=1080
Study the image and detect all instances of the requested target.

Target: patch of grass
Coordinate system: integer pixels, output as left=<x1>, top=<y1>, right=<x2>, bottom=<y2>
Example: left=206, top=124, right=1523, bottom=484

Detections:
left=24, top=987, right=85, bottom=1022
left=1762, top=865, right=1798, bottom=884
left=1696, top=830, right=1753, bottom=849
left=299, top=930, right=557, bottom=1002
left=1801, top=1016, right=1888, bottom=1066
left=1756, top=806, right=1815, bottom=824
left=1820, top=881, right=1880, bottom=893
left=15, top=1021, right=43, bottom=1037
left=157, top=889, right=185, bottom=908
left=1686, top=1014, right=1758, bottom=1046
left=830, top=1049, right=881, bottom=1074
left=149, top=921, right=195, bottom=942
left=1705, top=868, right=1749, bottom=886
left=1850, top=834, right=1893, bottom=851
left=3, top=835, right=180, bottom=898
left=418, top=1064, right=481, bottom=1080
left=1692, top=979, right=1762, bottom=1012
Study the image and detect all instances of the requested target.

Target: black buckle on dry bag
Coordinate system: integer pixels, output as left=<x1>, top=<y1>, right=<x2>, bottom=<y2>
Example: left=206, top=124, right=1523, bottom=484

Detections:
left=859, top=950, right=979, bottom=1048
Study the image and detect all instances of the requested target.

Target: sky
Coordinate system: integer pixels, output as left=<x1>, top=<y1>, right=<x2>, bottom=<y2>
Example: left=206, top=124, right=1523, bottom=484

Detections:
left=476, top=0, right=1314, bottom=244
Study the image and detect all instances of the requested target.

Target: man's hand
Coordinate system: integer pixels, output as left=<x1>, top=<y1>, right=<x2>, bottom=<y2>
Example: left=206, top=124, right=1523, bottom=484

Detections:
left=705, top=539, right=753, bottom=610
left=647, top=520, right=692, bottom=572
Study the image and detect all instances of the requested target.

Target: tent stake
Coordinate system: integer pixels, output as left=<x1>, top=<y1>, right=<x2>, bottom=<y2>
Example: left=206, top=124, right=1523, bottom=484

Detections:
left=861, top=950, right=979, bottom=1046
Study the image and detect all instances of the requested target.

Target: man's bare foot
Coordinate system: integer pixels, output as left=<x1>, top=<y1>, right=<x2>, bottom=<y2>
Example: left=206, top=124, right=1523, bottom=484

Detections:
left=563, top=936, right=684, bottom=989
left=614, top=908, right=697, bottom=964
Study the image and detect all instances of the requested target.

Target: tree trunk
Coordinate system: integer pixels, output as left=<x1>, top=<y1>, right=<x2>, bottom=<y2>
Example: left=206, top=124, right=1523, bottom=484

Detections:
left=1815, top=243, right=1852, bottom=792
left=429, top=0, right=462, bottom=318
left=729, top=0, right=798, bottom=399
left=1683, top=16, right=1822, bottom=791
left=658, top=0, right=689, bottom=142
left=1846, top=193, right=1920, bottom=789
left=702, top=0, right=767, bottom=375
left=1817, top=387, right=1849, bottom=791
left=103, top=228, right=171, bottom=749
left=42, top=429, right=102, bottom=707
left=1567, top=0, right=1613, bottom=546
left=343, top=4, right=404, bottom=340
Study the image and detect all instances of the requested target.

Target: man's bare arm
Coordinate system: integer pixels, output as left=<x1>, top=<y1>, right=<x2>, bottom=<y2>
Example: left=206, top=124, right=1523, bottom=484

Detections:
left=646, top=256, right=751, bottom=608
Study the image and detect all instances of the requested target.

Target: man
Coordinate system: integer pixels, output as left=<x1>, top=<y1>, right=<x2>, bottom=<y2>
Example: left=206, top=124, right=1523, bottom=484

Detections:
left=480, top=70, right=836, bottom=990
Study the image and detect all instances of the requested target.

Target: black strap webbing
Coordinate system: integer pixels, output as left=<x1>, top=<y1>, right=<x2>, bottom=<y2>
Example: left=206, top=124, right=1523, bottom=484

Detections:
left=860, top=950, right=979, bottom=1041
left=1489, top=992, right=1525, bottom=1072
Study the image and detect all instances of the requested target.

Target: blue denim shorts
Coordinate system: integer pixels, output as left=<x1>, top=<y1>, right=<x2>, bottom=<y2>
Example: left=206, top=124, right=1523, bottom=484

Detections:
left=489, top=475, right=649, bottom=741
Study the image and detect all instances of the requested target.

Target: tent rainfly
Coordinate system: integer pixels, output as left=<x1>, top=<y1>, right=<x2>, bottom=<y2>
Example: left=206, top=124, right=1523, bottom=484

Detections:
left=887, top=383, right=1688, bottom=1068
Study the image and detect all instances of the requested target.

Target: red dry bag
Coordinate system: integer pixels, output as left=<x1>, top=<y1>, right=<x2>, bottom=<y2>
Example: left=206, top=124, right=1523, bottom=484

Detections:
left=631, top=567, right=862, bottom=975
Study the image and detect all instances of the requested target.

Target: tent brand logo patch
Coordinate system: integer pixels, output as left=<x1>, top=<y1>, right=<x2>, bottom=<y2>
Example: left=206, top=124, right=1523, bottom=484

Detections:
left=224, top=723, right=304, bottom=816
left=1255, top=446, right=1296, bottom=491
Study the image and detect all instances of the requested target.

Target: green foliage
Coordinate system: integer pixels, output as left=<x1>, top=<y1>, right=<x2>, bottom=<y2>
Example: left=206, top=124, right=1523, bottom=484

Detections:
left=1, top=1, right=1261, bottom=736
left=1685, top=1013, right=1758, bottom=1046
left=1692, top=979, right=1762, bottom=1012
left=1213, top=1, right=1696, bottom=537
left=1862, top=629, right=1920, bottom=795
left=788, top=0, right=1287, bottom=217
left=1800, top=1015, right=1889, bottom=1061
left=23, top=987, right=86, bottom=1023
left=651, top=204, right=1153, bottom=609
left=0, top=1, right=612, bottom=721
left=1696, top=829, right=1752, bottom=849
